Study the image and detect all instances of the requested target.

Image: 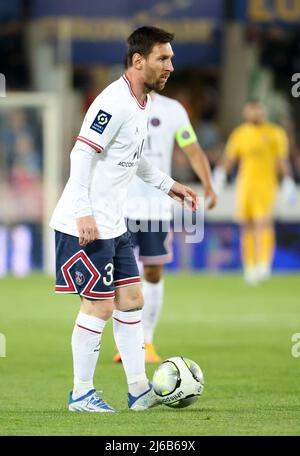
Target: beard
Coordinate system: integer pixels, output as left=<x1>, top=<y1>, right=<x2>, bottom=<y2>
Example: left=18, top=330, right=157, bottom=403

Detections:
left=144, top=80, right=165, bottom=92
left=144, top=69, right=168, bottom=92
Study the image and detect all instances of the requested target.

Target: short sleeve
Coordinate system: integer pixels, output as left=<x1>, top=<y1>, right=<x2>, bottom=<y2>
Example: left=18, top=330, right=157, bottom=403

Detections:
left=77, top=88, right=124, bottom=153
left=224, top=129, right=240, bottom=159
left=274, top=126, right=289, bottom=159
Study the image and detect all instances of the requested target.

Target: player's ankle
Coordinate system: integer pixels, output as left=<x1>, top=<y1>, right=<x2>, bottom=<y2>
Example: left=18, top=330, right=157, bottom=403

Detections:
left=256, top=262, right=271, bottom=280
left=244, top=266, right=258, bottom=285
left=73, top=380, right=94, bottom=399
left=128, top=379, right=149, bottom=397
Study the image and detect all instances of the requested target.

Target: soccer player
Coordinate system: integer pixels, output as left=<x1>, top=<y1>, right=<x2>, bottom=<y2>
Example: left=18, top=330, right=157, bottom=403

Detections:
left=214, top=100, right=297, bottom=284
left=113, top=91, right=217, bottom=363
left=50, top=26, right=199, bottom=413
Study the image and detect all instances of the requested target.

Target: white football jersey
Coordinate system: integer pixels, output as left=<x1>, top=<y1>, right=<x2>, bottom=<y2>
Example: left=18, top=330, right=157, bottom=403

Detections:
left=50, top=75, right=174, bottom=239
left=126, top=93, right=193, bottom=220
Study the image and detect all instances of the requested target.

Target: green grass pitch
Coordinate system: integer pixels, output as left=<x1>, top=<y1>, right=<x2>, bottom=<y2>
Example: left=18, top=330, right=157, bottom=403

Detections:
left=0, top=273, right=300, bottom=436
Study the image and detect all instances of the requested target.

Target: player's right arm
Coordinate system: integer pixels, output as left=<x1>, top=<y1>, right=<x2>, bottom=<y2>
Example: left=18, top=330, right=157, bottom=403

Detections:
left=275, top=126, right=297, bottom=204
left=71, top=87, right=124, bottom=245
left=212, top=129, right=240, bottom=195
left=76, top=215, right=100, bottom=247
left=70, top=145, right=99, bottom=246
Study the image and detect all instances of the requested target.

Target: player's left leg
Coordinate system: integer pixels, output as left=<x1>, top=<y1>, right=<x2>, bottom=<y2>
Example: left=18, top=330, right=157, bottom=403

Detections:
left=112, top=265, right=164, bottom=363
left=252, top=192, right=276, bottom=281
left=114, top=284, right=161, bottom=410
left=254, top=218, right=275, bottom=281
left=138, top=222, right=173, bottom=361
left=143, top=264, right=164, bottom=362
left=112, top=231, right=161, bottom=410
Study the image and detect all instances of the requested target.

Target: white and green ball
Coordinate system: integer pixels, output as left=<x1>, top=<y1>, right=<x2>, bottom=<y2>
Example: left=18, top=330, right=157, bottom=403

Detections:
left=152, top=356, right=204, bottom=408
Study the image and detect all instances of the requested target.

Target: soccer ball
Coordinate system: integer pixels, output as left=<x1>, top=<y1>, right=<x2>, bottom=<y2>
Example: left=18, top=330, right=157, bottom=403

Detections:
left=152, top=356, right=204, bottom=408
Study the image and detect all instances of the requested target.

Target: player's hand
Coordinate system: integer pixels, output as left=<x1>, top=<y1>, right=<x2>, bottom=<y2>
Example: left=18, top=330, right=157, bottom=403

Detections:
left=204, top=185, right=218, bottom=210
left=168, top=182, right=200, bottom=212
left=76, top=215, right=100, bottom=247
left=280, top=176, right=297, bottom=205
left=212, top=166, right=226, bottom=196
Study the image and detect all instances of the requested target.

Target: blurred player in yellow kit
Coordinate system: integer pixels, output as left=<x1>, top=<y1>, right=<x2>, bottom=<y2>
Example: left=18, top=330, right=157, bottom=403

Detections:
left=214, top=100, right=297, bottom=284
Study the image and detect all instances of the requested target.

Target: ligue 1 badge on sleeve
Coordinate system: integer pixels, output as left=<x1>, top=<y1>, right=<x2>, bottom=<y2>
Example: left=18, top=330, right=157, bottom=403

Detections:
left=90, top=109, right=112, bottom=134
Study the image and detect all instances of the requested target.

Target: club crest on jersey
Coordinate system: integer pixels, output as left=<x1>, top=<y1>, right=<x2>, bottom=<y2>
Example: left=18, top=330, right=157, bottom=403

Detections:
left=90, top=109, right=112, bottom=134
left=181, top=130, right=191, bottom=139
left=75, top=271, right=85, bottom=286
left=151, top=117, right=160, bottom=127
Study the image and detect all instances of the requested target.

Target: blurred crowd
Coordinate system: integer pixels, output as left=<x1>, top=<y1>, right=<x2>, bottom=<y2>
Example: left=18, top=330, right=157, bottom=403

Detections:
left=0, top=109, right=43, bottom=275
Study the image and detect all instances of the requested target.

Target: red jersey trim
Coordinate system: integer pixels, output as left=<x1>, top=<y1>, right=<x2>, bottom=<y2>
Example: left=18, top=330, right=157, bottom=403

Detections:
left=77, top=135, right=104, bottom=153
left=122, top=74, right=148, bottom=110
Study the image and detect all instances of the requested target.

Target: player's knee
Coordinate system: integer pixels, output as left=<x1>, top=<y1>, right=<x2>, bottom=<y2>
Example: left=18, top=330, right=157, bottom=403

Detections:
left=98, top=304, right=114, bottom=320
left=80, top=297, right=114, bottom=320
left=121, top=288, right=144, bottom=311
left=144, top=265, right=163, bottom=283
left=241, top=222, right=253, bottom=232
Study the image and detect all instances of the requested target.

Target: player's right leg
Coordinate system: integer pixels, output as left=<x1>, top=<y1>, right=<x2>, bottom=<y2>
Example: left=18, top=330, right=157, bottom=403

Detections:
left=54, top=230, right=116, bottom=412
left=254, top=218, right=275, bottom=281
left=236, top=192, right=258, bottom=284
left=240, top=222, right=258, bottom=285
left=251, top=192, right=276, bottom=282
left=69, top=297, right=115, bottom=412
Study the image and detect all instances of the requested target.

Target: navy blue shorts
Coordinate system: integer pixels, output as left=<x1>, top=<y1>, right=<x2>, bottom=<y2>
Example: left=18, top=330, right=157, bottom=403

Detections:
left=55, top=230, right=140, bottom=300
left=127, top=220, right=173, bottom=265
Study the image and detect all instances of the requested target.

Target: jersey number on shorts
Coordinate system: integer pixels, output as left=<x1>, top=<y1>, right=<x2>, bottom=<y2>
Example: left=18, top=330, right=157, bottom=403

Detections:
left=103, top=262, right=114, bottom=286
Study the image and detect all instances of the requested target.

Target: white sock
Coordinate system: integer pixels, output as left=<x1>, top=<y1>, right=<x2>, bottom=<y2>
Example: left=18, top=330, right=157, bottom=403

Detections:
left=142, top=279, right=164, bottom=344
left=113, top=309, right=148, bottom=396
left=71, top=312, right=106, bottom=399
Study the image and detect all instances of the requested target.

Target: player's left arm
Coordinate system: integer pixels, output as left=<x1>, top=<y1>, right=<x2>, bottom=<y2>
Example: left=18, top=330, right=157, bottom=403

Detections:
left=277, top=157, right=293, bottom=178
left=182, top=141, right=217, bottom=209
left=136, top=155, right=199, bottom=212
left=275, top=127, right=297, bottom=203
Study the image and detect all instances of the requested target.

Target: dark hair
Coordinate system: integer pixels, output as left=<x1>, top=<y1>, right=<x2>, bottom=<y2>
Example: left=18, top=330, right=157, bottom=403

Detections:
left=126, top=26, right=174, bottom=68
